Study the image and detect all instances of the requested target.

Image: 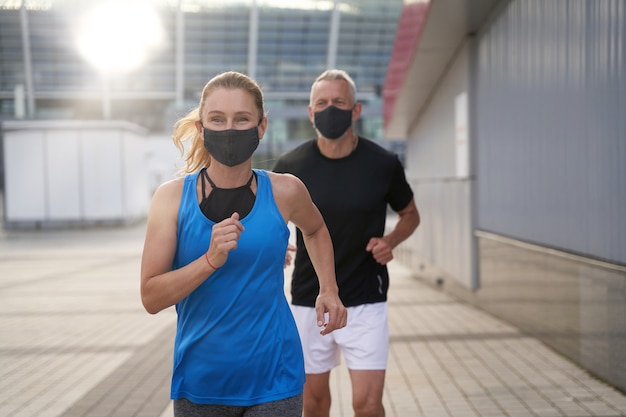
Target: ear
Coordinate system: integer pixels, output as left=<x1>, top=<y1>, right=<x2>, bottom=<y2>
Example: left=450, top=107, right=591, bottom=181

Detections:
left=195, top=120, right=203, bottom=133
left=352, top=102, right=362, bottom=121
left=308, top=106, right=315, bottom=125
left=257, top=117, right=268, bottom=140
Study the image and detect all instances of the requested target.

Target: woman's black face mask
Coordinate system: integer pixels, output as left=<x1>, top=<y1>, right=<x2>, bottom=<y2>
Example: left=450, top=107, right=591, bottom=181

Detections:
left=202, top=126, right=260, bottom=167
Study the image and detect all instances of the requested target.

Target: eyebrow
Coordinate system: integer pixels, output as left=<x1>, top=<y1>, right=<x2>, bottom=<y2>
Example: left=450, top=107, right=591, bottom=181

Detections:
left=207, top=110, right=254, bottom=116
left=313, top=98, right=346, bottom=107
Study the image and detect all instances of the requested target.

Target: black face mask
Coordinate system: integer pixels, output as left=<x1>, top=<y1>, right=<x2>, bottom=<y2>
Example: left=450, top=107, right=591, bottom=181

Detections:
left=313, top=105, right=353, bottom=140
left=203, top=126, right=260, bottom=167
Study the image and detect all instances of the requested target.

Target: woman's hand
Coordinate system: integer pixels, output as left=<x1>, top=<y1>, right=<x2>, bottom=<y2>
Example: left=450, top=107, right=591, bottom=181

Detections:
left=205, top=212, right=245, bottom=268
left=315, top=291, right=348, bottom=335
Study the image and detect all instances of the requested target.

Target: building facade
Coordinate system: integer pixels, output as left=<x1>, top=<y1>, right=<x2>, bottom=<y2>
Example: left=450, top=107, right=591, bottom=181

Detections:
left=0, top=0, right=403, bottom=174
left=386, top=0, right=626, bottom=393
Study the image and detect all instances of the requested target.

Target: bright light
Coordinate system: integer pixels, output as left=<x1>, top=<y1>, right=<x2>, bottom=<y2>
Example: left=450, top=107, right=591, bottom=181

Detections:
left=76, top=0, right=164, bottom=73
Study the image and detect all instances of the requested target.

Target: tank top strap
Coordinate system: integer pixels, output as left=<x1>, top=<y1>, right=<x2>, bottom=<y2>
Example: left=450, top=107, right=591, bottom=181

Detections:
left=203, top=168, right=255, bottom=191
left=253, top=169, right=269, bottom=197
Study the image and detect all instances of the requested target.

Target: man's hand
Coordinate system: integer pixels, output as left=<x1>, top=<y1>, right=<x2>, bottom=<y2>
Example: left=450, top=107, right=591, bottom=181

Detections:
left=283, top=243, right=297, bottom=268
left=365, top=237, right=393, bottom=265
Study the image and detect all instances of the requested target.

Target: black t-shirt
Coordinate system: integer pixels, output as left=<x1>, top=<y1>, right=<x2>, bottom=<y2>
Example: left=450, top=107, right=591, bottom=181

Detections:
left=273, top=137, right=414, bottom=307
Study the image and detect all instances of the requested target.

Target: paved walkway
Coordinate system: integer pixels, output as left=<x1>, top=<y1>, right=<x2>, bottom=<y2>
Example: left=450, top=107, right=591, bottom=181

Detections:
left=1, top=222, right=625, bottom=417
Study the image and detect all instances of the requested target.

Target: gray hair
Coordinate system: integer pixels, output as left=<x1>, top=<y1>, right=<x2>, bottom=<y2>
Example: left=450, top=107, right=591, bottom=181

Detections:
left=310, top=69, right=357, bottom=104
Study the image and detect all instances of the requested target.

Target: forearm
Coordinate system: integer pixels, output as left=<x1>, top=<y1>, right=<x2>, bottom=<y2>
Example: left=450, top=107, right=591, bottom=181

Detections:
left=141, top=255, right=215, bottom=314
left=302, top=224, right=338, bottom=295
left=384, top=207, right=420, bottom=249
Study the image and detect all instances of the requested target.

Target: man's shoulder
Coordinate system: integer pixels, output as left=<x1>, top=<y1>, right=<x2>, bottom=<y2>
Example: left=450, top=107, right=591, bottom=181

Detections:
left=284, top=139, right=317, bottom=156
left=358, top=137, right=400, bottom=162
left=274, top=140, right=317, bottom=171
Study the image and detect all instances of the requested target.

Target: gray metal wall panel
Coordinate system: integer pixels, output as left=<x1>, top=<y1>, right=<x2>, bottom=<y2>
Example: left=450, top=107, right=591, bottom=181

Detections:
left=475, top=0, right=626, bottom=265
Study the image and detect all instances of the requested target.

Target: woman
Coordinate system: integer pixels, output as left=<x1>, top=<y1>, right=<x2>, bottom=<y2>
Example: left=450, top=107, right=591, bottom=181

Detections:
left=140, top=71, right=347, bottom=417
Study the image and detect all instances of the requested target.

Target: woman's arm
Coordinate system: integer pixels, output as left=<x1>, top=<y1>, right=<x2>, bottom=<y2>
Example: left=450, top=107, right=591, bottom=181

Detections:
left=140, top=179, right=231, bottom=314
left=270, top=172, right=347, bottom=334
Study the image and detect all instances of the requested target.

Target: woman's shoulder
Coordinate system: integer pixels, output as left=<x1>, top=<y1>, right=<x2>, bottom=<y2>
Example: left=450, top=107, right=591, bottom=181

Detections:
left=266, top=171, right=312, bottom=223
left=266, top=170, right=302, bottom=188
left=152, top=176, right=185, bottom=203
left=146, top=177, right=186, bottom=225
left=157, top=176, right=185, bottom=191
left=266, top=171, right=308, bottom=202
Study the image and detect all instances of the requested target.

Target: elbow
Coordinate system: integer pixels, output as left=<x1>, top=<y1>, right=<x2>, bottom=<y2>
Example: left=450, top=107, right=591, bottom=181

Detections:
left=141, top=291, right=163, bottom=315
left=143, top=304, right=161, bottom=315
left=411, top=207, right=421, bottom=230
left=301, top=222, right=327, bottom=242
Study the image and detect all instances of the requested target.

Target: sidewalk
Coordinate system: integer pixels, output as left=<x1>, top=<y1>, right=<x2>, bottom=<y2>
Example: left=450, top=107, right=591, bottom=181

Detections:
left=1, top=222, right=625, bottom=417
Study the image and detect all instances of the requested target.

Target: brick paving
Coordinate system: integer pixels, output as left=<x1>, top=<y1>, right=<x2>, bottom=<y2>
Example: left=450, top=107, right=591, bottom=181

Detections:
left=1, top=222, right=625, bottom=417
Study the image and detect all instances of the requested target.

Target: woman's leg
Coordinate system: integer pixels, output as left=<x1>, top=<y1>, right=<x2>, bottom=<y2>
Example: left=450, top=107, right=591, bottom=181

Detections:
left=173, top=398, right=243, bottom=417
left=243, top=394, right=303, bottom=417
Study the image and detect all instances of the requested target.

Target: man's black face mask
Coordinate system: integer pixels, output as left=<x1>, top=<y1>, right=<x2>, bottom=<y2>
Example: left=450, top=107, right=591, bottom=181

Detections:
left=314, top=105, right=353, bottom=140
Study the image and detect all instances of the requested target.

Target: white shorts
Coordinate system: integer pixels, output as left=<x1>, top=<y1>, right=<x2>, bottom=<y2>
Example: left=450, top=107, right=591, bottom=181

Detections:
left=290, top=302, right=389, bottom=374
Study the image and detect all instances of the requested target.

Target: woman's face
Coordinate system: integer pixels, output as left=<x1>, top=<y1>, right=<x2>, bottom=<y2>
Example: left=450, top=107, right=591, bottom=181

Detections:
left=201, top=87, right=262, bottom=132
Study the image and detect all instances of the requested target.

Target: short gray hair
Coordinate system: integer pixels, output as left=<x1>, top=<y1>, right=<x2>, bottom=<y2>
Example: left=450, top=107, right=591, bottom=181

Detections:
left=310, top=69, right=357, bottom=104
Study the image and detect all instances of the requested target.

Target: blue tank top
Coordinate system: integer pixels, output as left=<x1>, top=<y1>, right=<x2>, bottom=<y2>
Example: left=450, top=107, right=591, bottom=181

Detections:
left=170, top=169, right=304, bottom=406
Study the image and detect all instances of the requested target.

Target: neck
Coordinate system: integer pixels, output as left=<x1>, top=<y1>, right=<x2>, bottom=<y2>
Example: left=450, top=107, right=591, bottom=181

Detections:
left=317, top=132, right=358, bottom=159
left=206, top=163, right=253, bottom=188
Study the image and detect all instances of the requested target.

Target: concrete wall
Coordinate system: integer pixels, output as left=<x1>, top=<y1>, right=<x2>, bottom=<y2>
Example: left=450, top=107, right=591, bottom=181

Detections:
left=396, top=41, right=476, bottom=290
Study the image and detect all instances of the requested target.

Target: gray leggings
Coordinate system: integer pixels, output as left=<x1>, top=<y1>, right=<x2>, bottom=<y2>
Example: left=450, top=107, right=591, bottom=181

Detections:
left=173, top=394, right=303, bottom=417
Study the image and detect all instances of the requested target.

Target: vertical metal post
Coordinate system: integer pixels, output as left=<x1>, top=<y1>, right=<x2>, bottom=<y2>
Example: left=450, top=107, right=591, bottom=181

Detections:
left=19, top=1, right=35, bottom=117
left=14, top=84, right=25, bottom=119
left=467, top=36, right=479, bottom=290
left=247, top=0, right=259, bottom=79
left=326, top=0, right=341, bottom=69
left=175, top=0, right=185, bottom=107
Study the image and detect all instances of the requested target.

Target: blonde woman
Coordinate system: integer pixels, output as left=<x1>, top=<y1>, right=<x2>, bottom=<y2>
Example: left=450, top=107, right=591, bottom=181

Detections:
left=140, top=71, right=346, bottom=417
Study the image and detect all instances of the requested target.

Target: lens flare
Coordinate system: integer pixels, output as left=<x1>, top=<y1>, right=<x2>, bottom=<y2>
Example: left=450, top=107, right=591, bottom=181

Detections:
left=76, top=0, right=164, bottom=73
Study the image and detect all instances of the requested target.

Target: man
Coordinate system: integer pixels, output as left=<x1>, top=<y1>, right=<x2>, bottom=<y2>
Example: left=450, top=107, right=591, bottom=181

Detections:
left=273, top=69, right=420, bottom=417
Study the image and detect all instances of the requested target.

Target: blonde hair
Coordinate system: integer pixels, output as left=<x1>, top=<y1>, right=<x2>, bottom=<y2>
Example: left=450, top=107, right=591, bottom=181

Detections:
left=172, top=71, right=265, bottom=174
left=310, top=69, right=357, bottom=105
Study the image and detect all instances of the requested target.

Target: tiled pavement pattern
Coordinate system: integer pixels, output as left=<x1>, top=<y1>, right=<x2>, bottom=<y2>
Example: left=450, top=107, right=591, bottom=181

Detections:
left=1, top=222, right=625, bottom=417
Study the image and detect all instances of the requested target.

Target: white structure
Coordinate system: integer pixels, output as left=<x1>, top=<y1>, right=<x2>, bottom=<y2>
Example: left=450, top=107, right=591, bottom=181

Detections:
left=2, top=120, right=150, bottom=228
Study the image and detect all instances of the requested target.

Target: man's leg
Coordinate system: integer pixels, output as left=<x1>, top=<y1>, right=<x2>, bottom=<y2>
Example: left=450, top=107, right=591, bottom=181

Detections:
left=290, top=305, right=340, bottom=417
left=349, top=369, right=386, bottom=417
left=302, top=372, right=332, bottom=417
left=336, top=303, right=389, bottom=417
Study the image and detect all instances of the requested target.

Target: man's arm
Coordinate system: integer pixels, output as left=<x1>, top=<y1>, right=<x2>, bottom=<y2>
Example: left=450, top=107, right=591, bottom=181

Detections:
left=385, top=198, right=420, bottom=249
left=366, top=198, right=420, bottom=265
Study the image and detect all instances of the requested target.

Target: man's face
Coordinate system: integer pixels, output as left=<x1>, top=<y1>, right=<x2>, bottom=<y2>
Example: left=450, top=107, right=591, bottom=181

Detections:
left=309, top=79, right=354, bottom=123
